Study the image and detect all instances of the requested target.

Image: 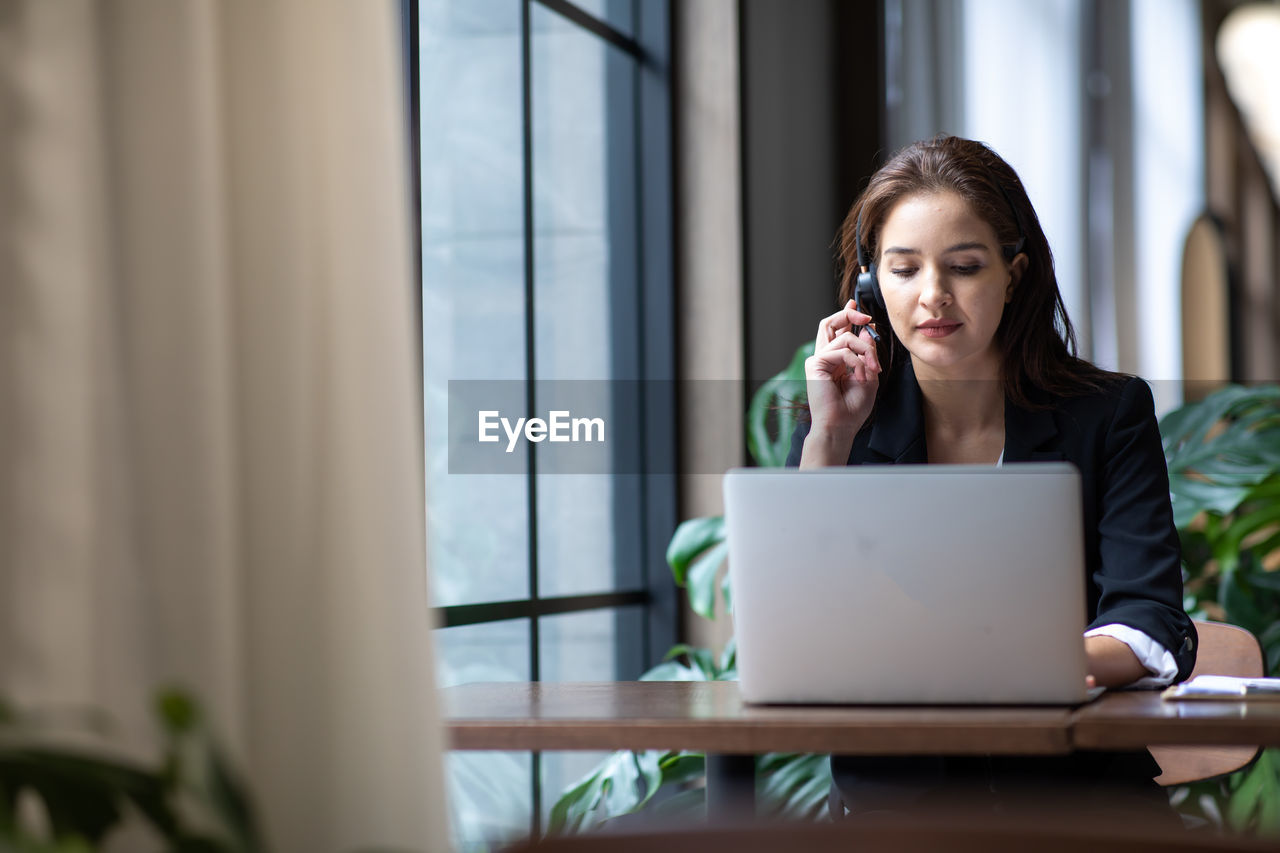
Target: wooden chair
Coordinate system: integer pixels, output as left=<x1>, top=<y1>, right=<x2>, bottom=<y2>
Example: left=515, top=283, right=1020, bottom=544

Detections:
left=1152, top=619, right=1265, bottom=786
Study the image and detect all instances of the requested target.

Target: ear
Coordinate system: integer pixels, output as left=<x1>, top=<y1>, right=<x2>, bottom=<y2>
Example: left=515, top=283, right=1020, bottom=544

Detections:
left=1005, top=253, right=1029, bottom=303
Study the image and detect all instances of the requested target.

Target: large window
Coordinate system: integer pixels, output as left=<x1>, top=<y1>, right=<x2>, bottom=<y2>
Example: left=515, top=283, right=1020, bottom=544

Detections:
left=410, top=0, right=676, bottom=845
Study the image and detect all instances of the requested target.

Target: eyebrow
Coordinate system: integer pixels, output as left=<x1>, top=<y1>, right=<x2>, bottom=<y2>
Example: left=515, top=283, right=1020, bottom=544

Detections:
left=882, top=242, right=992, bottom=256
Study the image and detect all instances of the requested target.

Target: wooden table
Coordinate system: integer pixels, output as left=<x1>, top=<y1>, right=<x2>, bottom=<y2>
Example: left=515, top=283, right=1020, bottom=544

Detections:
left=444, top=681, right=1075, bottom=754
left=1071, top=689, right=1280, bottom=748
left=443, top=681, right=1280, bottom=816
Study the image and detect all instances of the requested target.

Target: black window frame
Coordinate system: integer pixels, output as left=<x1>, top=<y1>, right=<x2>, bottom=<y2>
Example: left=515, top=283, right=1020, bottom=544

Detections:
left=404, top=0, right=677, bottom=837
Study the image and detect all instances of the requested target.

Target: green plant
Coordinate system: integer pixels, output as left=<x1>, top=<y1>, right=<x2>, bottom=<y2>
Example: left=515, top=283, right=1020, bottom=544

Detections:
left=1160, top=384, right=1280, bottom=835
left=0, top=690, right=265, bottom=852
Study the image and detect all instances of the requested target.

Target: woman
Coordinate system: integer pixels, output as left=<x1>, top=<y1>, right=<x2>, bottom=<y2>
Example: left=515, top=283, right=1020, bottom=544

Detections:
left=786, top=136, right=1196, bottom=817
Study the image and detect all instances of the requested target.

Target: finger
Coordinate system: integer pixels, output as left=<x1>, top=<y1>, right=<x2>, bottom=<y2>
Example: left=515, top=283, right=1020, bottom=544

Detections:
left=835, top=348, right=874, bottom=386
left=822, top=330, right=882, bottom=373
left=851, top=327, right=882, bottom=372
left=819, top=301, right=873, bottom=344
left=847, top=299, right=874, bottom=324
left=810, top=347, right=866, bottom=383
left=845, top=305, right=874, bottom=327
left=809, top=348, right=855, bottom=378
left=840, top=305, right=875, bottom=336
left=820, top=329, right=870, bottom=355
left=817, top=306, right=851, bottom=346
left=850, top=349, right=880, bottom=387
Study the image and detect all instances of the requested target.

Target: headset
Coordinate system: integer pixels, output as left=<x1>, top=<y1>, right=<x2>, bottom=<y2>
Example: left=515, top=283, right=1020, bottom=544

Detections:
left=852, top=174, right=1030, bottom=342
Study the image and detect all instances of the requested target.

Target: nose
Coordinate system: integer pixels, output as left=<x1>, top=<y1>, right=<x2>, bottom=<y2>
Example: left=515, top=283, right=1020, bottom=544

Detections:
left=918, top=265, right=953, bottom=309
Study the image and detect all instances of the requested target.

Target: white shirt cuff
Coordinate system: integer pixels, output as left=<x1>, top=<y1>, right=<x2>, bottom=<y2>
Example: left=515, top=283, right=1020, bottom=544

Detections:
left=1084, top=623, right=1179, bottom=688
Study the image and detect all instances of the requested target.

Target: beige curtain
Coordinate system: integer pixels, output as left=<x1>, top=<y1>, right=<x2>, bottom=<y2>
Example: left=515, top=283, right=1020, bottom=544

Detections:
left=0, top=2, right=448, bottom=850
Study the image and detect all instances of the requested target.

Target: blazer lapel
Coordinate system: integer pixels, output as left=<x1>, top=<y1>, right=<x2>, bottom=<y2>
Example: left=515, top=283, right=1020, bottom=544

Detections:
left=1003, top=392, right=1063, bottom=463
left=867, top=362, right=928, bottom=463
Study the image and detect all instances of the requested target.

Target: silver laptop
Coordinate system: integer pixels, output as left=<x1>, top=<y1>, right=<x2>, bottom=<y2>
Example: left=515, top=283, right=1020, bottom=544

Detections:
left=723, top=464, right=1092, bottom=705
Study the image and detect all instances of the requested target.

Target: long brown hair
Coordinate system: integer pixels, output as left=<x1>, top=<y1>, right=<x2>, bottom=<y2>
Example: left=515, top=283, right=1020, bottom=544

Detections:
left=837, top=136, right=1120, bottom=407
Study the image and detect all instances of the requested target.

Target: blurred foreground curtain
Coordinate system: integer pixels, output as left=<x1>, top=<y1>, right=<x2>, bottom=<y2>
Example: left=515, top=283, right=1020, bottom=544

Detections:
left=0, top=2, right=447, bottom=850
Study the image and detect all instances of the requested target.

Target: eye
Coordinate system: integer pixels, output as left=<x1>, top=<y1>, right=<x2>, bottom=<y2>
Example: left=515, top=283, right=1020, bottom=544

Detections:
left=952, top=264, right=982, bottom=276
left=889, top=267, right=917, bottom=278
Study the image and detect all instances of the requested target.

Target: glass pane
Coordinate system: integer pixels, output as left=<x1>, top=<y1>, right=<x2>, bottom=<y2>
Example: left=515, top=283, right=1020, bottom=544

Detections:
left=420, top=0, right=530, bottom=606
left=435, top=618, right=531, bottom=686
left=558, top=0, right=635, bottom=39
left=437, top=620, right=532, bottom=848
left=538, top=607, right=643, bottom=828
left=531, top=2, right=630, bottom=382
left=449, top=751, right=532, bottom=850
left=536, top=474, right=618, bottom=597
left=539, top=606, right=644, bottom=681
left=530, top=3, right=641, bottom=596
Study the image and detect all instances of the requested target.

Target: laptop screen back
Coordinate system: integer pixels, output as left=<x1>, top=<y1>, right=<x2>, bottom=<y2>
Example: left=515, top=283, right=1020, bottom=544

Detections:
left=723, top=464, right=1087, bottom=704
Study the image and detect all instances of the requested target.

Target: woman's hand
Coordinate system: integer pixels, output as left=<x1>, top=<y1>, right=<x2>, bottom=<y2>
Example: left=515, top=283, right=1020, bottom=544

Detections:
left=1084, top=634, right=1148, bottom=689
left=799, top=300, right=881, bottom=468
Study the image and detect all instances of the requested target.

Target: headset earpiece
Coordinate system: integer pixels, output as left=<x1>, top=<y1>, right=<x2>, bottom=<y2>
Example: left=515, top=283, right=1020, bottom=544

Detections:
left=852, top=207, right=882, bottom=319
left=854, top=264, right=880, bottom=318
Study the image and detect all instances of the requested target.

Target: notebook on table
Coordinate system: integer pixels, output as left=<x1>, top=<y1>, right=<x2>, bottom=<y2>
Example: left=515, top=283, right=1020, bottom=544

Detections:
left=723, top=463, right=1097, bottom=705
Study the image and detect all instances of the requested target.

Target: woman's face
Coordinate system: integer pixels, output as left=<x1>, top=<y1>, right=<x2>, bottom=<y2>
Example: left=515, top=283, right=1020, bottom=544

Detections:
left=875, top=191, right=1026, bottom=380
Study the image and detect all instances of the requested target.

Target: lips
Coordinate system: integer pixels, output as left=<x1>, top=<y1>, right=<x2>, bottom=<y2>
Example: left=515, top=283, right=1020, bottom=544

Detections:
left=917, top=321, right=962, bottom=339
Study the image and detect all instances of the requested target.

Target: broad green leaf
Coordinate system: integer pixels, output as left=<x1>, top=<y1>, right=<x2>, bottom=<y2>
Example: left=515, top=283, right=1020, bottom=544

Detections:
left=1180, top=455, right=1275, bottom=489
left=204, top=737, right=265, bottom=853
left=746, top=344, right=812, bottom=468
left=666, top=517, right=725, bottom=587
left=689, top=647, right=718, bottom=680
left=548, top=767, right=608, bottom=834
left=718, top=637, right=737, bottom=675
left=639, top=661, right=702, bottom=682
left=1226, top=750, right=1271, bottom=831
left=779, top=771, right=831, bottom=820
left=1246, top=530, right=1280, bottom=569
left=1249, top=558, right=1280, bottom=591
left=1255, top=755, right=1280, bottom=835
left=1259, top=622, right=1280, bottom=675
left=1170, top=476, right=1250, bottom=527
left=662, top=645, right=719, bottom=679
left=756, top=753, right=831, bottom=820
left=0, top=751, right=149, bottom=843
left=686, top=541, right=728, bottom=621
left=647, top=786, right=705, bottom=819
left=662, top=644, right=699, bottom=662
left=658, top=752, right=705, bottom=786
left=1220, top=568, right=1268, bottom=637
left=1163, top=385, right=1269, bottom=457
left=635, top=751, right=664, bottom=809
left=1217, top=503, right=1280, bottom=558
left=601, top=752, right=645, bottom=817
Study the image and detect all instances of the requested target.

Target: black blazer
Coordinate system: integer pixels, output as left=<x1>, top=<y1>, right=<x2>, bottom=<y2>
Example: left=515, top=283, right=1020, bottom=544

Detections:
left=786, top=363, right=1198, bottom=682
